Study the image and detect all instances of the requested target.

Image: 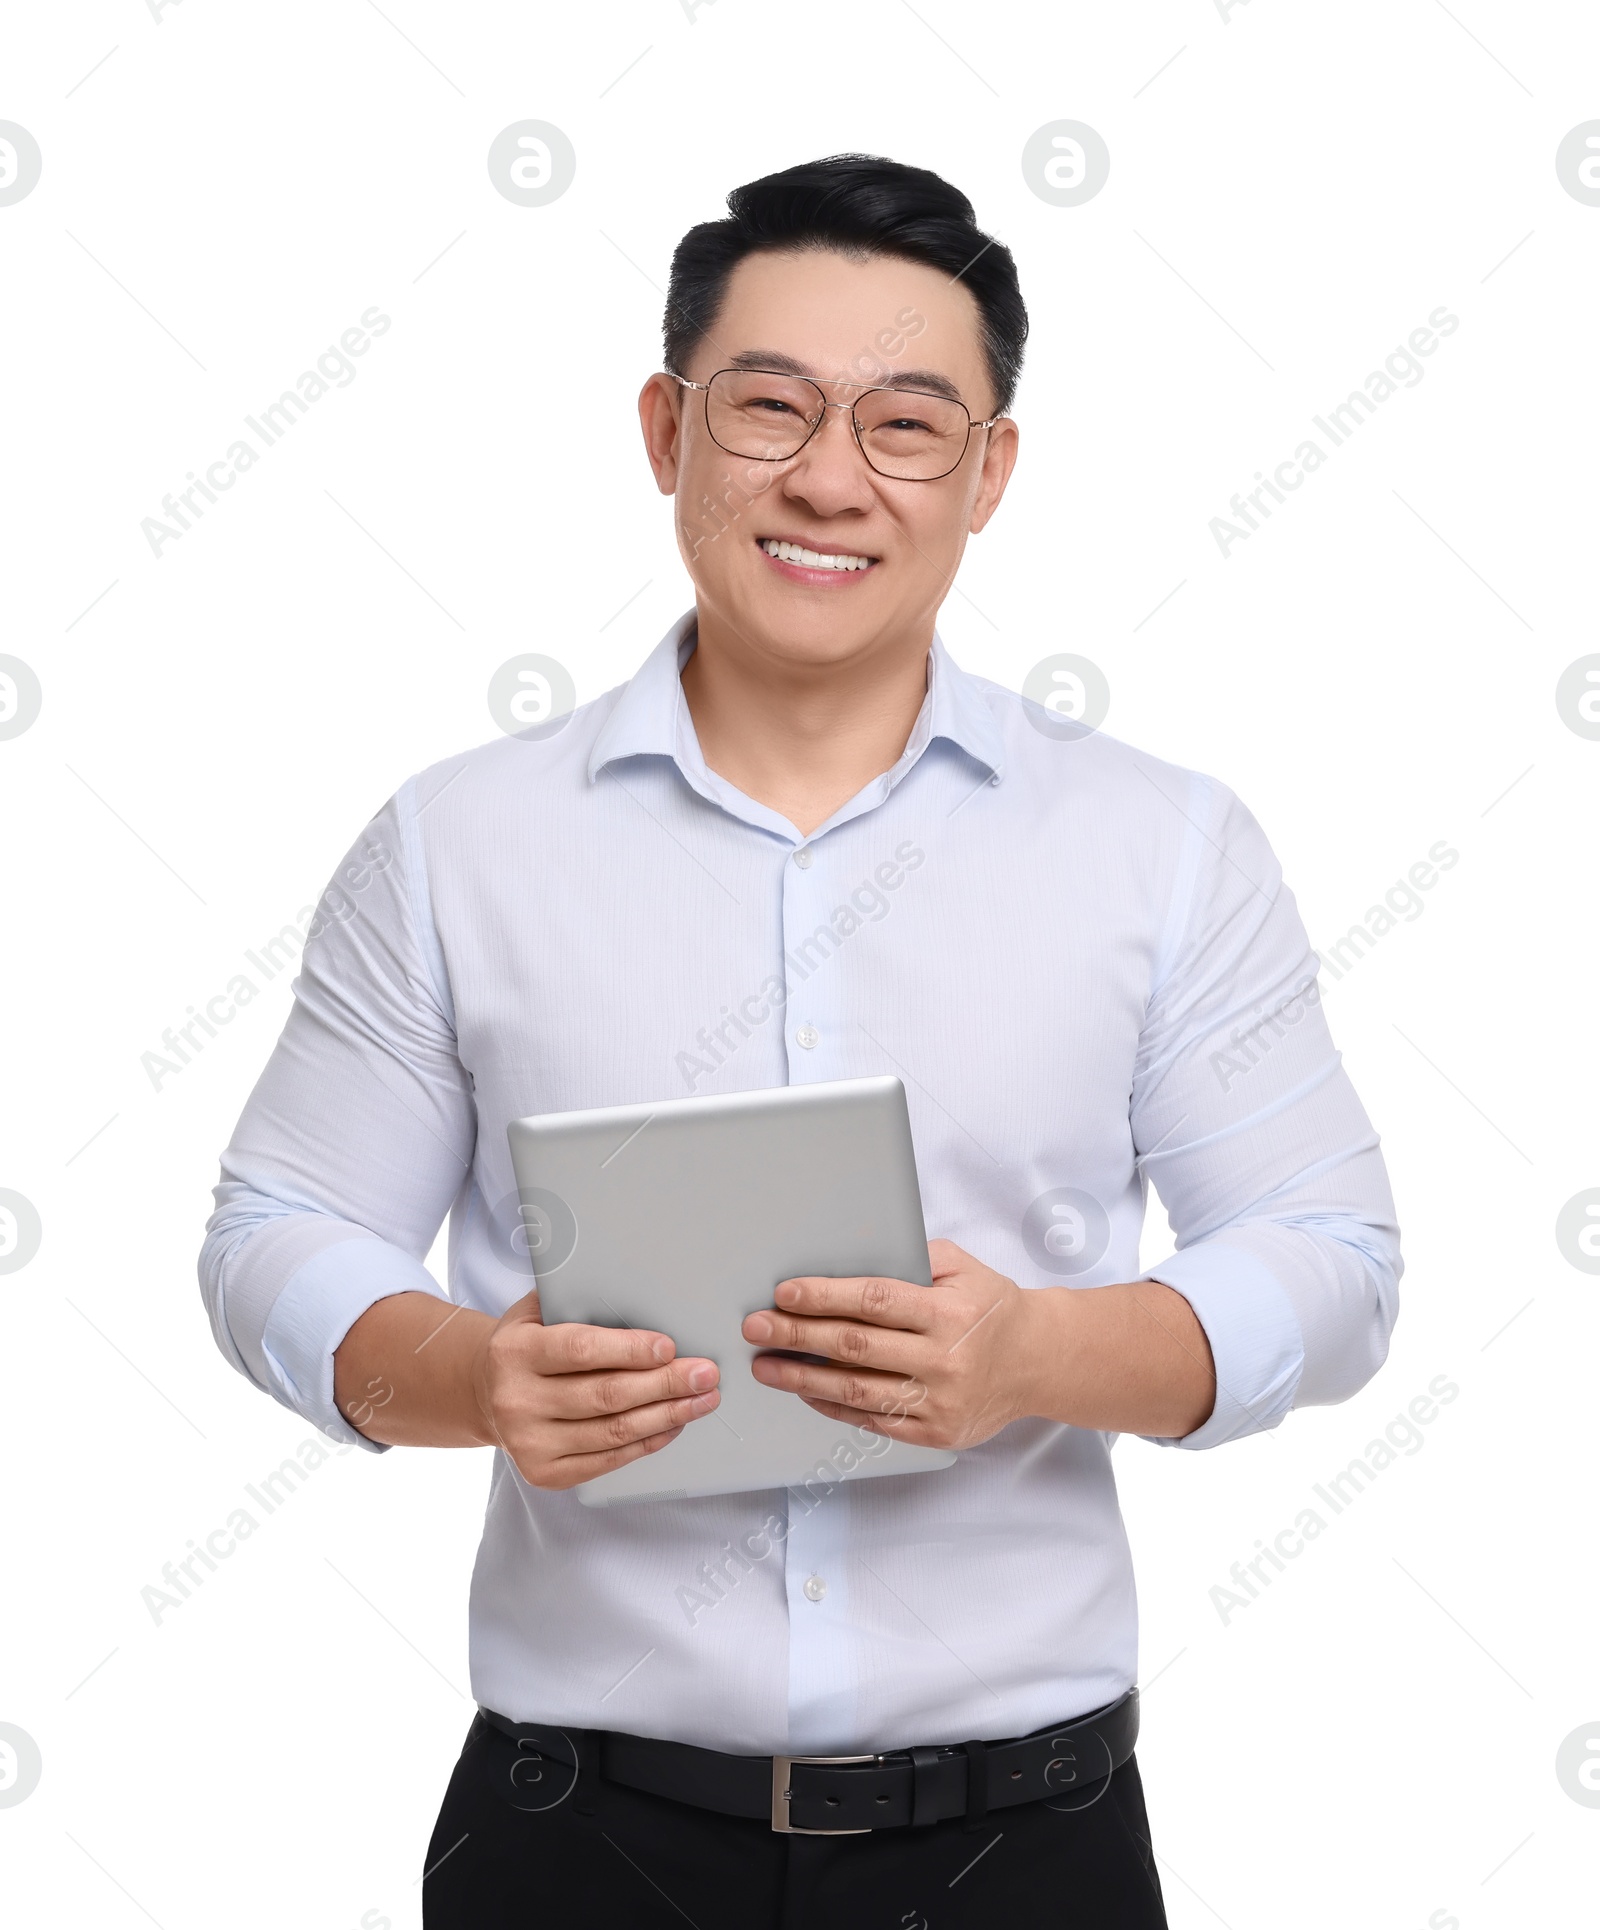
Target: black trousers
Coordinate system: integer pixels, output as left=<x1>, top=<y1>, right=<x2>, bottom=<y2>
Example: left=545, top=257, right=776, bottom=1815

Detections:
left=423, top=1710, right=1169, bottom=1928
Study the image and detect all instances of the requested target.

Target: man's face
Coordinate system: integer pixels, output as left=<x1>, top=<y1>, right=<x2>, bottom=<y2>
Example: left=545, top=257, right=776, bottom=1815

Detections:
left=640, top=248, right=1018, bottom=668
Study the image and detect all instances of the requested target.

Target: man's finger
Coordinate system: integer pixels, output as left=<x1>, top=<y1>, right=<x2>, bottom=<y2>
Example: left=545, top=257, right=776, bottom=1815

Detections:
left=538, top=1321, right=679, bottom=1373
left=543, top=1424, right=687, bottom=1489
left=749, top=1353, right=907, bottom=1412
left=547, top=1358, right=720, bottom=1419
left=561, top=1391, right=719, bottom=1456
left=798, top=1395, right=923, bottom=1436
left=771, top=1274, right=936, bottom=1331
left=740, top=1309, right=917, bottom=1373
left=926, top=1238, right=974, bottom=1282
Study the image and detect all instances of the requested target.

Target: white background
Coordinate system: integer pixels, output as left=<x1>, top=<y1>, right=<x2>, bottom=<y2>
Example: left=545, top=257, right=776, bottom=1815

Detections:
left=2, top=2, right=1597, bottom=1925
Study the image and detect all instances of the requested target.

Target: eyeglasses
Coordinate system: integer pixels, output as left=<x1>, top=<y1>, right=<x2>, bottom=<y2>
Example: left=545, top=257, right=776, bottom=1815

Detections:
left=668, top=368, right=1001, bottom=482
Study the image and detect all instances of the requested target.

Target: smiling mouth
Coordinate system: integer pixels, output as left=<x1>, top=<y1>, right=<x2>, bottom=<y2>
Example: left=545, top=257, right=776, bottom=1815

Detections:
left=756, top=536, right=879, bottom=573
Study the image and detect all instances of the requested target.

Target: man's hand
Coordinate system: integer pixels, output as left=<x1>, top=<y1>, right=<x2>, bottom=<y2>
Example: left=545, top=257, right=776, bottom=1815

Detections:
left=468, top=1289, right=722, bottom=1490
left=741, top=1237, right=1219, bottom=1445
left=333, top=1287, right=721, bottom=1489
left=741, top=1239, right=1043, bottom=1450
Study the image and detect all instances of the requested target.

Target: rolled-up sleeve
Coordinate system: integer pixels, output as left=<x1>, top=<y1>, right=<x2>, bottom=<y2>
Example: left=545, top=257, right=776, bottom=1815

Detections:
left=1130, top=772, right=1402, bottom=1450
left=198, top=779, right=474, bottom=1449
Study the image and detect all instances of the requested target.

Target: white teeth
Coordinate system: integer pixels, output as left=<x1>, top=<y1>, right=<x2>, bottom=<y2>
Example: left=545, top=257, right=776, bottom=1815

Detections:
left=760, top=538, right=875, bottom=572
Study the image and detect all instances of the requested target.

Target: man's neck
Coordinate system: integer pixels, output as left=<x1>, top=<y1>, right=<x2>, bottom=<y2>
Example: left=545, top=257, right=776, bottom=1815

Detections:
left=679, top=605, right=932, bottom=839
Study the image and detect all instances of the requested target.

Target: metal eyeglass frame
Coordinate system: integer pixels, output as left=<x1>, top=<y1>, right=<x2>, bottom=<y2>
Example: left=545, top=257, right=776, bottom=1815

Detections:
left=666, top=369, right=1003, bottom=482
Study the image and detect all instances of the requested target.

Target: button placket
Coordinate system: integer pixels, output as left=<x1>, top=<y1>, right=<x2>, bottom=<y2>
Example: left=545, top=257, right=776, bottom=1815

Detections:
left=782, top=1460, right=858, bottom=1753
left=780, top=838, right=835, bottom=1083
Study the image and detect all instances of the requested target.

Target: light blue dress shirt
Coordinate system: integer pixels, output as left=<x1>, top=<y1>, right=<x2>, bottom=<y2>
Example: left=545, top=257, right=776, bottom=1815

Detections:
left=200, top=607, right=1401, bottom=1755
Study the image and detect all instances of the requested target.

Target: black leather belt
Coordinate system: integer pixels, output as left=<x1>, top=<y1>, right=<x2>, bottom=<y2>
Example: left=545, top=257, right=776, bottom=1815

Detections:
left=480, top=1688, right=1138, bottom=1834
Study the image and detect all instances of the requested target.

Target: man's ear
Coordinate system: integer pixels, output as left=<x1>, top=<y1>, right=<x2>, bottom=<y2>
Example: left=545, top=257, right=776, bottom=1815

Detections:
left=639, top=374, right=684, bottom=496
left=968, top=417, right=1019, bottom=535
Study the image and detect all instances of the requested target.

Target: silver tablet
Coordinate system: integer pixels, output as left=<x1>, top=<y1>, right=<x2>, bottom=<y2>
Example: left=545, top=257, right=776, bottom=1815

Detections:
left=505, top=1075, right=957, bottom=1506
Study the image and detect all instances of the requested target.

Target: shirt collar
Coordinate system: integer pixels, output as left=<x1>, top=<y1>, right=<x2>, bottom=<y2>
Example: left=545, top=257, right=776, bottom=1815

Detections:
left=588, top=607, right=1004, bottom=807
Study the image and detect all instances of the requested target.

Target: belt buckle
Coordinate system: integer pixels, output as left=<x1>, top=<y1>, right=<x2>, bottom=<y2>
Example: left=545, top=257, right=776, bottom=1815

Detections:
left=771, top=1753, right=877, bottom=1833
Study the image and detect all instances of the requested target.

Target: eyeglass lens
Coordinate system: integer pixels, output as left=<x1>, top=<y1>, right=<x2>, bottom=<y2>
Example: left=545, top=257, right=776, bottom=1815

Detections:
left=704, top=370, right=972, bottom=480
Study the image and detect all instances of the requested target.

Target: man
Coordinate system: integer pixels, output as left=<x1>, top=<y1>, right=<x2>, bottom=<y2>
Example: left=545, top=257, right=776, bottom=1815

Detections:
left=201, top=153, right=1401, bottom=1926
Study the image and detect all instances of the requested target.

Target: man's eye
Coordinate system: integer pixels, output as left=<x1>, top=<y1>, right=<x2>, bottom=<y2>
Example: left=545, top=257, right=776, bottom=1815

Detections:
left=874, top=415, right=938, bottom=436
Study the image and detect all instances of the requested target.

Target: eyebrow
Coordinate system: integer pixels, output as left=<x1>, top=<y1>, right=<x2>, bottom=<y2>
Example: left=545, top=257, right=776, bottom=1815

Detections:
left=724, top=349, right=968, bottom=407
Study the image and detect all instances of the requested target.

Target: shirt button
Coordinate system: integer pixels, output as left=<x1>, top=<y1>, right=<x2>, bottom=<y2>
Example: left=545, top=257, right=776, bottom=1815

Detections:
left=795, top=1024, right=819, bottom=1050
left=793, top=846, right=814, bottom=869
left=803, top=1575, right=827, bottom=1603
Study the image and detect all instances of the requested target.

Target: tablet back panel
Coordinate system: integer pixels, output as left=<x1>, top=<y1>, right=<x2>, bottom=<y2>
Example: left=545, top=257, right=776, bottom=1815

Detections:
left=506, top=1075, right=957, bottom=1505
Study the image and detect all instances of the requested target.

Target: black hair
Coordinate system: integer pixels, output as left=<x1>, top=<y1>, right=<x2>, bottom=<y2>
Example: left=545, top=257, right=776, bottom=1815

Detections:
left=663, top=153, right=1028, bottom=417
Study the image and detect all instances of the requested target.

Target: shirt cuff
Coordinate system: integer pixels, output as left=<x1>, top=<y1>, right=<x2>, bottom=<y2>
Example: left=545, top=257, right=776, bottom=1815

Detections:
left=1138, top=1241, right=1305, bottom=1449
left=260, top=1237, right=450, bottom=1452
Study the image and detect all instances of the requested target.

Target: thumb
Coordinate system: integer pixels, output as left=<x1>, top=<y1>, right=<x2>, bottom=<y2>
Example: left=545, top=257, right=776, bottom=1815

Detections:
left=500, top=1284, right=546, bottom=1326
left=927, top=1237, right=970, bottom=1281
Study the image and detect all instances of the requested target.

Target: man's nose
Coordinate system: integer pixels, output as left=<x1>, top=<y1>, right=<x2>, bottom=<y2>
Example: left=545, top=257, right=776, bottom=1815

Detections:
left=781, top=401, right=878, bottom=510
